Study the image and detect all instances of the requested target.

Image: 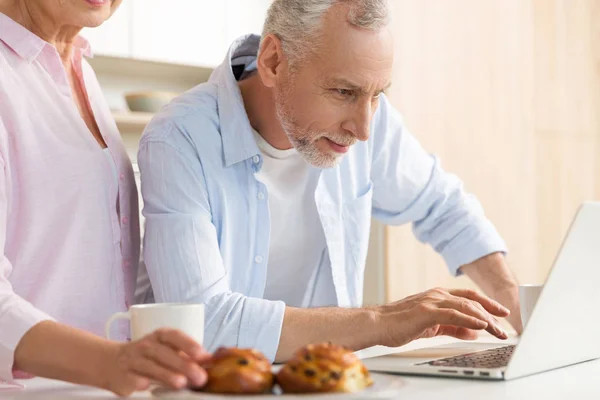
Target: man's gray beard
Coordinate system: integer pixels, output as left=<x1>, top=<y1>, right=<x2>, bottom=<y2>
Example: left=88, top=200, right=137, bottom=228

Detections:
left=274, top=89, right=342, bottom=169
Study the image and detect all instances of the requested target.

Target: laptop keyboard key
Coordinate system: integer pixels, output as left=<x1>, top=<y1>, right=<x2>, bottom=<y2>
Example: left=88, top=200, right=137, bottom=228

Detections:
left=417, top=345, right=516, bottom=369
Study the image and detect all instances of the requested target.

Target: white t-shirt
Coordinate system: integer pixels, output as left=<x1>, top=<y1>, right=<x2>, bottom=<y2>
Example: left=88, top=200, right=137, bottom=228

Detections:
left=253, top=131, right=337, bottom=308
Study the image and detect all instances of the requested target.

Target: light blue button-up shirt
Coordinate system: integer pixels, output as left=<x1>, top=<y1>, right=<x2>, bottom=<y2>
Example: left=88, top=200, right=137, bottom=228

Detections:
left=136, top=35, right=507, bottom=362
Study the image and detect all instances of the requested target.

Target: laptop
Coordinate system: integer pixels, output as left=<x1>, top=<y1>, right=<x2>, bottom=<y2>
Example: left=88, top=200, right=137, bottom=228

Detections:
left=362, top=201, right=600, bottom=380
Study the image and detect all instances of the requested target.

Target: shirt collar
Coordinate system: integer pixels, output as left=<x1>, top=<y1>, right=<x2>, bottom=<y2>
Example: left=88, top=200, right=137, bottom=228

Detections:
left=211, top=34, right=262, bottom=168
left=74, top=35, right=93, bottom=58
left=0, top=12, right=93, bottom=63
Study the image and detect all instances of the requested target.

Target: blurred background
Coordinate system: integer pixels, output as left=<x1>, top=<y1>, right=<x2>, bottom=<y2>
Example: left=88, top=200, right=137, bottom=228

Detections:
left=81, top=0, right=600, bottom=307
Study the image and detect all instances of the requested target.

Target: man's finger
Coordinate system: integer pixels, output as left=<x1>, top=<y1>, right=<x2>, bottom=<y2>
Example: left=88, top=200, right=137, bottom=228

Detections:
left=436, top=325, right=480, bottom=341
left=441, top=297, right=508, bottom=339
left=449, top=289, right=510, bottom=317
left=435, top=309, right=489, bottom=331
left=132, top=374, right=151, bottom=391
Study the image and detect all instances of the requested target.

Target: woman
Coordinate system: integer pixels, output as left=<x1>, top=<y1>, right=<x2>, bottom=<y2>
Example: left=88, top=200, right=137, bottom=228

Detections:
left=0, top=0, right=208, bottom=395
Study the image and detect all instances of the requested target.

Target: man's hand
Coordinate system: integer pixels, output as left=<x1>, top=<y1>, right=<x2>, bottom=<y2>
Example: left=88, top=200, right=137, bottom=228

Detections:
left=460, top=252, right=523, bottom=334
left=375, top=287, right=510, bottom=348
left=489, top=283, right=522, bottom=334
left=103, top=328, right=211, bottom=396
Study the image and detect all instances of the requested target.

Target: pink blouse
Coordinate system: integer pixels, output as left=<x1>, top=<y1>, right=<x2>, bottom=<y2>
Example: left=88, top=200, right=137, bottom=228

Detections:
left=0, top=13, right=140, bottom=384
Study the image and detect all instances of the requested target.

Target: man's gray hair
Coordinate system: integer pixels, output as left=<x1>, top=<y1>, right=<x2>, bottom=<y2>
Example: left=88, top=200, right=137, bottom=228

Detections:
left=261, top=0, right=390, bottom=64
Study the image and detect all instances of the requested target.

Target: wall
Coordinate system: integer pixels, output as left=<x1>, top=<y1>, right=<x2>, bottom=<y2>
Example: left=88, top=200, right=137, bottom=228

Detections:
left=384, top=0, right=600, bottom=300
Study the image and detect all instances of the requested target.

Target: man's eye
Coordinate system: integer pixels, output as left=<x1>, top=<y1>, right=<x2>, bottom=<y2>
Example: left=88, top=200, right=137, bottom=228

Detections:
left=336, top=89, right=354, bottom=97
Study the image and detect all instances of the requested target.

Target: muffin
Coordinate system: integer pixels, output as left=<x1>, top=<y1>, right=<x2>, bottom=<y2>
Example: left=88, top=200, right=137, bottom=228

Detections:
left=197, top=347, right=274, bottom=394
left=276, top=342, right=373, bottom=393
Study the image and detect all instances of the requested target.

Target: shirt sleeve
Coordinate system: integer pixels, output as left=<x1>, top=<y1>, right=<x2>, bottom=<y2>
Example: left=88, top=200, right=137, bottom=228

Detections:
left=0, top=121, right=53, bottom=384
left=370, top=95, right=507, bottom=276
left=138, top=130, right=285, bottom=362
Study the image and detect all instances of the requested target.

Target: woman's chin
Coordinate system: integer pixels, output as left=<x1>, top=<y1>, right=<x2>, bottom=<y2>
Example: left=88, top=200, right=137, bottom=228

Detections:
left=77, top=0, right=116, bottom=26
left=77, top=8, right=113, bottom=28
left=78, top=15, right=110, bottom=28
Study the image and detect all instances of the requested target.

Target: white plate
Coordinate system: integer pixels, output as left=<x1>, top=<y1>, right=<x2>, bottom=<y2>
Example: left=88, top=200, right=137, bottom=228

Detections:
left=152, top=373, right=404, bottom=399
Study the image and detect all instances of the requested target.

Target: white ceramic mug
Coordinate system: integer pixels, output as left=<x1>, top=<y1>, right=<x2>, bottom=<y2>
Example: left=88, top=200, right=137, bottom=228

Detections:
left=519, top=284, right=544, bottom=329
left=105, top=303, right=204, bottom=344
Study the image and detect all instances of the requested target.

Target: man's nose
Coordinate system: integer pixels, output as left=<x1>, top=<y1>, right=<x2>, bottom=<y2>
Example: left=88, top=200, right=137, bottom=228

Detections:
left=341, top=99, right=374, bottom=141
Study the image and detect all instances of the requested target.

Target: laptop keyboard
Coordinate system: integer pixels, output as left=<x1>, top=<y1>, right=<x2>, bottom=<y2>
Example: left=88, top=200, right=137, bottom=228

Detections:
left=417, top=345, right=516, bottom=369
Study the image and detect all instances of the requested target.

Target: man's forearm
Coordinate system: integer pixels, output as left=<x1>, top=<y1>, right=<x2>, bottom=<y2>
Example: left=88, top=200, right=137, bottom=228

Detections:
left=460, top=252, right=522, bottom=333
left=275, top=306, right=380, bottom=362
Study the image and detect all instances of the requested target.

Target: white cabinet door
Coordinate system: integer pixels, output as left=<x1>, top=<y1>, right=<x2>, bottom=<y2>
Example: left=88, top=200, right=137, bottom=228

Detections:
left=80, top=1, right=132, bottom=58
left=130, top=0, right=227, bottom=67
left=224, top=0, right=272, bottom=46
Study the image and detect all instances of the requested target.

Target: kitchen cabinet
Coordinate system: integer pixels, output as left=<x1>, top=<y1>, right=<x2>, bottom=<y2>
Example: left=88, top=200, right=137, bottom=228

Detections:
left=130, top=0, right=227, bottom=67
left=80, top=1, right=132, bottom=58
left=81, top=0, right=272, bottom=67
left=224, top=0, right=272, bottom=45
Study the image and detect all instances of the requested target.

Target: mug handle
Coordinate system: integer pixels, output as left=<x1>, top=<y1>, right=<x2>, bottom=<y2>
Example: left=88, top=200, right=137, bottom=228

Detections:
left=105, top=311, right=130, bottom=340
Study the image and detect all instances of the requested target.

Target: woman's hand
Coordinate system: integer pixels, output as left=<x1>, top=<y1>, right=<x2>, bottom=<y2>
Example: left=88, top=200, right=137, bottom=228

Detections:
left=103, top=328, right=211, bottom=396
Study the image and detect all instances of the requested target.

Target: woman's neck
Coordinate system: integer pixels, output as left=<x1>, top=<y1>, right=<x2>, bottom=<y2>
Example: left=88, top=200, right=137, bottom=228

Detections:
left=1, top=0, right=81, bottom=64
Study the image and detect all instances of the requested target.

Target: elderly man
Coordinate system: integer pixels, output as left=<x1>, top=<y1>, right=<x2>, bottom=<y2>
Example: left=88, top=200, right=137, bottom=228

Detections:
left=137, top=0, right=522, bottom=362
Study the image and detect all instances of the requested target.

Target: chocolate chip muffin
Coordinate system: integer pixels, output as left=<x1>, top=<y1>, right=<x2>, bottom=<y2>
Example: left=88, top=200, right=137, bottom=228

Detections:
left=198, top=347, right=274, bottom=394
left=276, top=342, right=373, bottom=393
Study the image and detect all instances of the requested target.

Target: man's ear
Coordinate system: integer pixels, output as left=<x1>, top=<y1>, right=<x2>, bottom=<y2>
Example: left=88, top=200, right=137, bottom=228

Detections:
left=257, top=33, right=287, bottom=88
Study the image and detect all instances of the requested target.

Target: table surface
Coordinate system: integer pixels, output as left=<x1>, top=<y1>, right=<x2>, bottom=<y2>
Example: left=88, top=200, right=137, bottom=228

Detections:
left=3, top=335, right=600, bottom=400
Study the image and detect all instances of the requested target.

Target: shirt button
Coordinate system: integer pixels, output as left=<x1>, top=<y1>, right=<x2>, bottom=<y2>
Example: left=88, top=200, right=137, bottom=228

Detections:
left=252, top=155, right=260, bottom=164
left=122, top=217, right=129, bottom=224
left=119, top=173, right=125, bottom=181
left=123, top=260, right=131, bottom=268
left=254, top=255, right=263, bottom=264
left=257, top=192, right=265, bottom=200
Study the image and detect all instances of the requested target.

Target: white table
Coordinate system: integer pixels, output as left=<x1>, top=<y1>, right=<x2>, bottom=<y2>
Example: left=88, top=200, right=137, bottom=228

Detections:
left=3, top=336, right=600, bottom=399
